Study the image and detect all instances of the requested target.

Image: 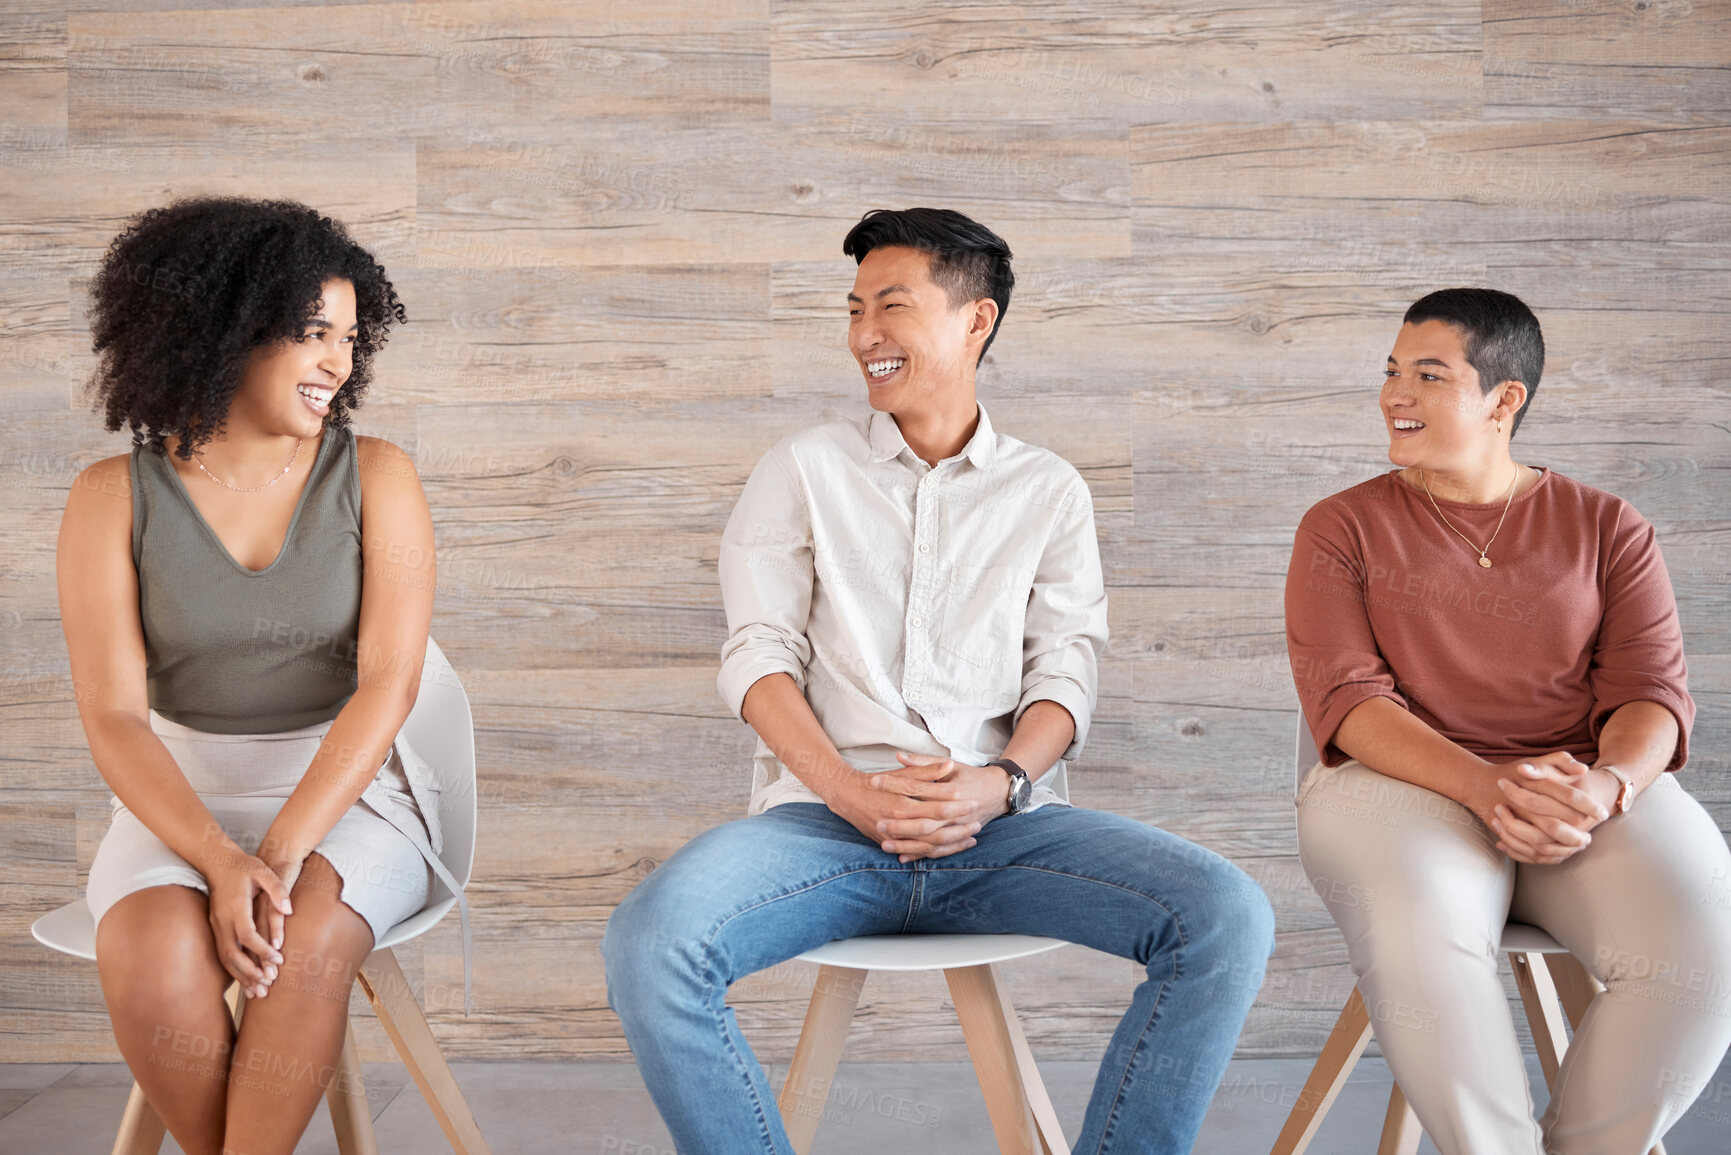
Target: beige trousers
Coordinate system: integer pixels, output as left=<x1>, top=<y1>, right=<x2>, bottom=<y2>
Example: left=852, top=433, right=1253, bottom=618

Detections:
left=1296, top=759, right=1731, bottom=1155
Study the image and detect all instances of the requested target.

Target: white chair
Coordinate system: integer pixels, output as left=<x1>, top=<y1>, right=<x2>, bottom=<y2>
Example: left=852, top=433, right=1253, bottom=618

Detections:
left=1273, top=716, right=1663, bottom=1155
left=32, top=637, right=490, bottom=1155
left=774, top=764, right=1073, bottom=1155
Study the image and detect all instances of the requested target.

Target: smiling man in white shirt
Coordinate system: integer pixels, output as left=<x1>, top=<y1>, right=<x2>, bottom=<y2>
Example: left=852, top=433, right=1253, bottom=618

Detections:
left=604, top=208, right=1274, bottom=1154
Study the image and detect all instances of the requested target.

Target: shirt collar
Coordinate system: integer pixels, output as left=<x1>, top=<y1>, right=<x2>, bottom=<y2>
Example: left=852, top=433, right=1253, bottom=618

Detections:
left=868, top=403, right=999, bottom=470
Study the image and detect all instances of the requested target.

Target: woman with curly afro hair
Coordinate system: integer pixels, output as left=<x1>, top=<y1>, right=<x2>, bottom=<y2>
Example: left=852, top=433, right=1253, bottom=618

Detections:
left=58, top=197, right=458, bottom=1155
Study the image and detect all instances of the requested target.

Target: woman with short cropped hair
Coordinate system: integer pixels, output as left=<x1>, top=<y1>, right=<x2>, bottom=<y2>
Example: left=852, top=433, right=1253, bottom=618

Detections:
left=1285, top=287, right=1731, bottom=1154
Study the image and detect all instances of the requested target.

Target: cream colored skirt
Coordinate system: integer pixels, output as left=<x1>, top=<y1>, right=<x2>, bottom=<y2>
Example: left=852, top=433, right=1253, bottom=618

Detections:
left=86, top=712, right=434, bottom=946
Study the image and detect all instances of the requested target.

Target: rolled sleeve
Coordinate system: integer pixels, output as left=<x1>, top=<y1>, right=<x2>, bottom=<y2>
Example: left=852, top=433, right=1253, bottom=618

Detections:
left=1589, top=514, right=1694, bottom=771
left=716, top=442, right=815, bottom=720
left=1016, top=479, right=1108, bottom=760
left=1285, top=508, right=1407, bottom=766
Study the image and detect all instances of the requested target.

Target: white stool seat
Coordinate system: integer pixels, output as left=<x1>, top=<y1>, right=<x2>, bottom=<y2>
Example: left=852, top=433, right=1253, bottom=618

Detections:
left=32, top=637, right=491, bottom=1155
left=1500, top=922, right=1566, bottom=954
left=795, top=933, right=1067, bottom=972
left=31, top=897, right=96, bottom=961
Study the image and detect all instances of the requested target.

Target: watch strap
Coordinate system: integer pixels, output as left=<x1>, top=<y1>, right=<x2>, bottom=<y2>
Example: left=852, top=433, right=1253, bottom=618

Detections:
left=986, top=758, right=1032, bottom=814
left=1602, top=765, right=1635, bottom=814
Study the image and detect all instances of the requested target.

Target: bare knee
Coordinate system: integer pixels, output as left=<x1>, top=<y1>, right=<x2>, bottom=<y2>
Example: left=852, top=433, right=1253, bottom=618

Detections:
left=96, top=885, right=229, bottom=1013
left=274, top=853, right=372, bottom=1001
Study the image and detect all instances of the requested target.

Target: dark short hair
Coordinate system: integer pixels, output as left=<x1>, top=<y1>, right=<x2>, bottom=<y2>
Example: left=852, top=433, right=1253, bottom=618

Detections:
left=1403, top=288, right=1544, bottom=437
left=842, top=208, right=1014, bottom=365
left=88, top=196, right=406, bottom=458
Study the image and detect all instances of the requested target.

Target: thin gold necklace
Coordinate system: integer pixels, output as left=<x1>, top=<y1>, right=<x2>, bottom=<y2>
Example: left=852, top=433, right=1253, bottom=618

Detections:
left=194, top=439, right=302, bottom=492
left=1418, top=465, right=1521, bottom=568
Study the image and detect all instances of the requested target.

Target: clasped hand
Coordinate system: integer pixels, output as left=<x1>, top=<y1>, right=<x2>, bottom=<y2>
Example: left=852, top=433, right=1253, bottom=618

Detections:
left=205, top=843, right=304, bottom=1000
left=830, top=752, right=1010, bottom=863
left=1473, top=751, right=1619, bottom=866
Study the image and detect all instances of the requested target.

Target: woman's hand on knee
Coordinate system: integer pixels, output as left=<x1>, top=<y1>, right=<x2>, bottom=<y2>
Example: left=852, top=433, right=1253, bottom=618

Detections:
left=204, top=851, right=291, bottom=999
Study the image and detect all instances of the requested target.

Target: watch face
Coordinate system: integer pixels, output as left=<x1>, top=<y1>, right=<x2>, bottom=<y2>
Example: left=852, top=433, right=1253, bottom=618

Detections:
left=1010, top=776, right=1032, bottom=812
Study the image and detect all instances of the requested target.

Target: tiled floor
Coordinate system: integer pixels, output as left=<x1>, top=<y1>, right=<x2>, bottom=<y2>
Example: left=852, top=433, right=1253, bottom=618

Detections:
left=2, top=1053, right=1727, bottom=1153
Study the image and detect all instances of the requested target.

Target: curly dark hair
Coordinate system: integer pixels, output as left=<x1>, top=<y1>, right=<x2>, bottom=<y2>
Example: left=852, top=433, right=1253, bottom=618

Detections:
left=88, top=196, right=406, bottom=458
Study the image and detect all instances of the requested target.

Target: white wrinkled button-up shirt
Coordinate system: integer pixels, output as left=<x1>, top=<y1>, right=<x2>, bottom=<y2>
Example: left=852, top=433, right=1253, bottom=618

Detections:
left=717, top=404, right=1108, bottom=815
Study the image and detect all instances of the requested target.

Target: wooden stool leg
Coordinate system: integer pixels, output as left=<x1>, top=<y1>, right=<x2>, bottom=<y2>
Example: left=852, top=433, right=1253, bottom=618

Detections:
left=325, top=1015, right=380, bottom=1155
left=357, top=948, right=491, bottom=1154
left=1511, top=951, right=1572, bottom=1091
left=1270, top=985, right=1376, bottom=1155
left=110, top=1082, right=167, bottom=1155
left=1376, top=1082, right=1421, bottom=1155
left=947, top=963, right=1042, bottom=1155
left=999, top=987, right=1069, bottom=1155
left=777, top=964, right=867, bottom=1155
left=1543, top=952, right=1601, bottom=1031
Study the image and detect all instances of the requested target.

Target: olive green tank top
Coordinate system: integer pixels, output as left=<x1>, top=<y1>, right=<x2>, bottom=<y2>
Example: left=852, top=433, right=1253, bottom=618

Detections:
left=131, top=428, right=363, bottom=734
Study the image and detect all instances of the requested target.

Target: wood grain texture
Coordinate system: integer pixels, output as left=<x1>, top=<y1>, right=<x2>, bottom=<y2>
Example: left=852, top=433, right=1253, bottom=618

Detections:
left=1, top=1, right=1727, bottom=1068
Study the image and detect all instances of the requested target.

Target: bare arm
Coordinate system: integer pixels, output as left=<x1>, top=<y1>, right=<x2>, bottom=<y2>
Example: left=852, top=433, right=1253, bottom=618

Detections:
left=256, top=438, right=434, bottom=886
left=1592, top=699, right=1678, bottom=792
left=58, top=456, right=289, bottom=994
left=741, top=672, right=977, bottom=852
left=1331, top=696, right=1491, bottom=812
left=1333, top=695, right=1629, bottom=866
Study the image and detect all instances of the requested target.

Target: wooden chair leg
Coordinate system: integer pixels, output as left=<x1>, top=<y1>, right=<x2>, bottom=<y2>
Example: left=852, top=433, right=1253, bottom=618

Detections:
left=1270, top=985, right=1376, bottom=1155
left=1376, top=1082, right=1421, bottom=1155
left=1539, top=956, right=1666, bottom=1155
left=947, top=963, right=1044, bottom=1155
left=110, top=1081, right=166, bottom=1155
left=326, top=1015, right=380, bottom=1155
left=357, top=948, right=491, bottom=1154
left=1511, top=951, right=1572, bottom=1092
left=997, top=983, right=1069, bottom=1155
left=777, top=964, right=868, bottom=1155
left=1543, top=952, right=1601, bottom=1032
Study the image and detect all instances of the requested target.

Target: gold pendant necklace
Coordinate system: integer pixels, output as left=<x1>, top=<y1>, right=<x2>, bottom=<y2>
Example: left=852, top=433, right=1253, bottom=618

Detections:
left=1419, top=466, right=1520, bottom=568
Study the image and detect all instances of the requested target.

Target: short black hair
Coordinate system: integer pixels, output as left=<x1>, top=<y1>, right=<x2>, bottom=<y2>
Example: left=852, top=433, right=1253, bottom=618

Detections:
left=842, top=207, right=1014, bottom=365
left=88, top=196, right=406, bottom=459
left=1403, top=288, right=1544, bottom=437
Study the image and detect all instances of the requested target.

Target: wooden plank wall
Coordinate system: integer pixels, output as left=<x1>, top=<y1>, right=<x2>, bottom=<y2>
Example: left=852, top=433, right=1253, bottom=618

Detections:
left=2, top=1, right=1727, bottom=1067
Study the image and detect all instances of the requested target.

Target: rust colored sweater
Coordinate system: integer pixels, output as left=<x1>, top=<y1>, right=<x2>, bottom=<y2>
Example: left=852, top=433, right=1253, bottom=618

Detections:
left=1285, top=468, right=1693, bottom=771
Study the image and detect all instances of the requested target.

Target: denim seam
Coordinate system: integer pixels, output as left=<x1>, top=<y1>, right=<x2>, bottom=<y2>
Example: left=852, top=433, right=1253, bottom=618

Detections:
left=697, top=864, right=913, bottom=1152
left=903, top=865, right=926, bottom=933
left=699, top=964, right=781, bottom=1152
left=1093, top=967, right=1177, bottom=1155
left=931, top=863, right=1193, bottom=922
left=943, top=864, right=1193, bottom=1154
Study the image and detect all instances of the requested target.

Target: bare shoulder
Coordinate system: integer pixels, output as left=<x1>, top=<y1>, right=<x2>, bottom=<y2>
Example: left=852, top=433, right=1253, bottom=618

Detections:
left=354, top=435, right=422, bottom=491
left=66, top=453, right=134, bottom=518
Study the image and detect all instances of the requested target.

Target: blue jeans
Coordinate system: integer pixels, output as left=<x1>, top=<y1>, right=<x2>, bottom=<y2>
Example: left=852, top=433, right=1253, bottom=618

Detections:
left=603, top=803, right=1275, bottom=1153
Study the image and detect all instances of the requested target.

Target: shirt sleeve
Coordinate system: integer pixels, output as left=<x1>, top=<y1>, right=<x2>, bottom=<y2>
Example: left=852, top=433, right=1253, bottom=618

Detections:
left=1285, top=503, right=1408, bottom=766
left=1015, top=475, right=1108, bottom=760
left=716, top=441, right=815, bottom=721
left=1589, top=509, right=1694, bottom=771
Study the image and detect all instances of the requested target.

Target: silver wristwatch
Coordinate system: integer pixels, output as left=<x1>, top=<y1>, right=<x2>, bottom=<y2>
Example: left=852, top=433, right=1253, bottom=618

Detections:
left=986, top=758, right=1033, bottom=815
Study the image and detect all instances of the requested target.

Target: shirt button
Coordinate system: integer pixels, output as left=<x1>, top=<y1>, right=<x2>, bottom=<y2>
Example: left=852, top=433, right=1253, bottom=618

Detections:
left=911, top=617, right=923, bottom=629
left=918, top=543, right=930, bottom=554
